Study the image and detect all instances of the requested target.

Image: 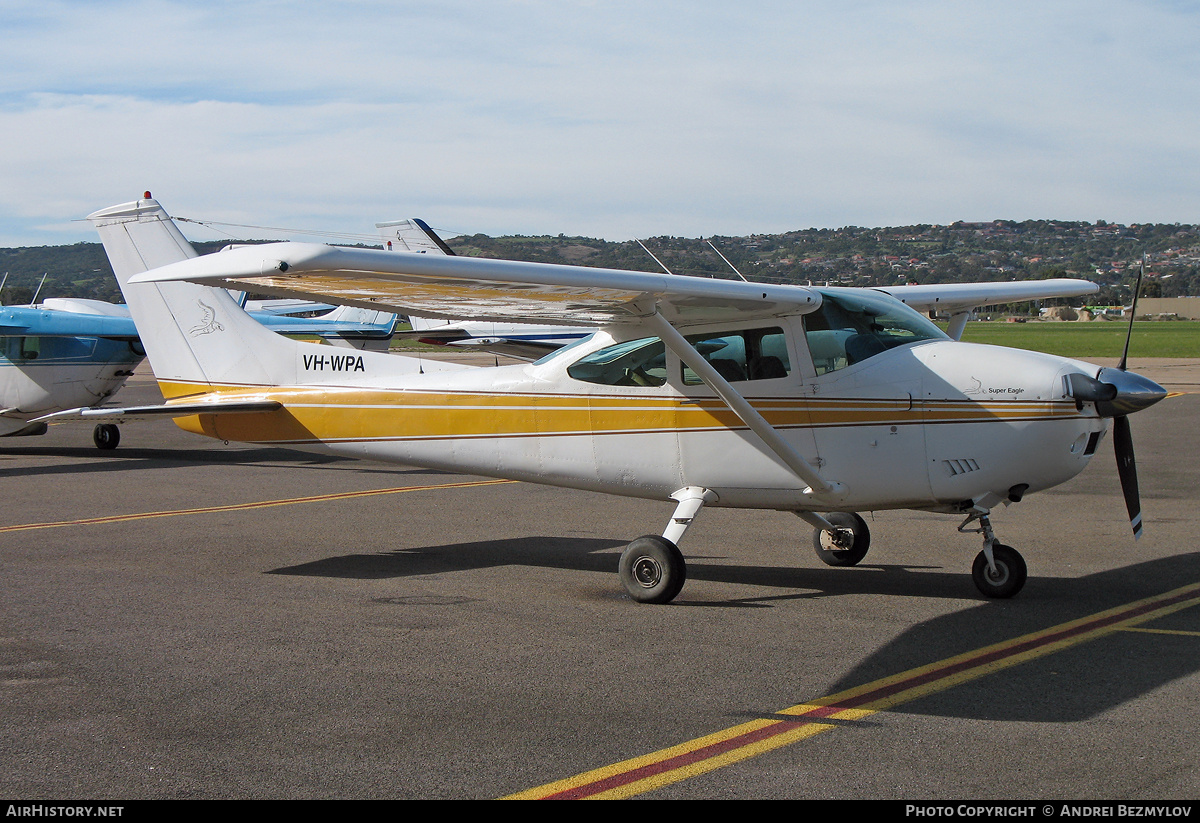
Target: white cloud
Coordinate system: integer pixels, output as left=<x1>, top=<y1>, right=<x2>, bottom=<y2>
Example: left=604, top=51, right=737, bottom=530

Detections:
left=2, top=1, right=1200, bottom=248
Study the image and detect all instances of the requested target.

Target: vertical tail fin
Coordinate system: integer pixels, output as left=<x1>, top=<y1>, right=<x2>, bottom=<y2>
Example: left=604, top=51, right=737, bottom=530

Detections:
left=88, top=196, right=296, bottom=395
left=375, top=218, right=456, bottom=256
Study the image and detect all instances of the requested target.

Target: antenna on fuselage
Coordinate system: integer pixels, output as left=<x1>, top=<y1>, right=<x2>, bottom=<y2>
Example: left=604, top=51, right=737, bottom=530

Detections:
left=636, top=240, right=673, bottom=275
left=31, top=273, right=47, bottom=305
left=706, top=239, right=749, bottom=282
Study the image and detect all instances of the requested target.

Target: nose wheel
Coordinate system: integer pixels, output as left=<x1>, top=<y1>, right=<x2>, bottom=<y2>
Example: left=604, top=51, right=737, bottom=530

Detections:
left=960, top=512, right=1027, bottom=598
left=971, top=543, right=1027, bottom=598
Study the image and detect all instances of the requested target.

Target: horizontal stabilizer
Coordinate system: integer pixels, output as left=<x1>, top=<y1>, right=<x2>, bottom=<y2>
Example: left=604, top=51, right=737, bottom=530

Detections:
left=255, top=308, right=397, bottom=338
left=404, top=333, right=564, bottom=361
left=244, top=298, right=335, bottom=316
left=33, top=399, right=282, bottom=425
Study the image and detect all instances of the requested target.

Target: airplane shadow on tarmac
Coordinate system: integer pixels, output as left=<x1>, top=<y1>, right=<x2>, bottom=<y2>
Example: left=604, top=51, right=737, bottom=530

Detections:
left=0, top=445, right=440, bottom=478
left=814, top=551, right=1200, bottom=724
left=273, top=540, right=1200, bottom=725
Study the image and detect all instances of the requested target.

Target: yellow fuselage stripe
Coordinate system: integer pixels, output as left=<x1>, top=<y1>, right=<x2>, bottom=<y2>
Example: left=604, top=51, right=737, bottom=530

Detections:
left=156, top=380, right=1083, bottom=444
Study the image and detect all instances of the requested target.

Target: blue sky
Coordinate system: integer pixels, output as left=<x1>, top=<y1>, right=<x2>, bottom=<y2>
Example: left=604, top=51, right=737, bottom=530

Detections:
left=2, top=1, right=1199, bottom=247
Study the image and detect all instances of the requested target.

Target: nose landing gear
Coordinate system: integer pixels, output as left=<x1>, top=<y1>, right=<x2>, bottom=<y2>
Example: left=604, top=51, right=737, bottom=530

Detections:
left=960, top=511, right=1027, bottom=598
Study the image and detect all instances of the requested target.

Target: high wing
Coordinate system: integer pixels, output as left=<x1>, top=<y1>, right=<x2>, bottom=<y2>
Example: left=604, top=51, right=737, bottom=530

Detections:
left=129, top=242, right=824, bottom=327
left=375, top=218, right=591, bottom=358
left=874, top=279, right=1099, bottom=339
left=875, top=280, right=1099, bottom=312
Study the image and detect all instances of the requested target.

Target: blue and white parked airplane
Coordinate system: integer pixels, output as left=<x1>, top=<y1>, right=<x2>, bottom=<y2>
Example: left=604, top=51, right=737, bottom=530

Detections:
left=0, top=293, right=395, bottom=448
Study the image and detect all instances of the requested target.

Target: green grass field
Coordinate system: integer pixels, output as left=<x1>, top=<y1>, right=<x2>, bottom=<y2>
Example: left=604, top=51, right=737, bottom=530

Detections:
left=956, top=321, right=1200, bottom=358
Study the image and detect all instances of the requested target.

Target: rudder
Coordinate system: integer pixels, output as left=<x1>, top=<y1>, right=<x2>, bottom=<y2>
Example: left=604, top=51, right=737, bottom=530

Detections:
left=89, top=195, right=296, bottom=393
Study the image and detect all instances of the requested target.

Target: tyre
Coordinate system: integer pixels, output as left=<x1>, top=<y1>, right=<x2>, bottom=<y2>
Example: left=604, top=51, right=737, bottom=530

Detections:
left=812, top=512, right=870, bottom=567
left=971, top=543, right=1027, bottom=598
left=93, top=424, right=120, bottom=450
left=619, top=535, right=686, bottom=604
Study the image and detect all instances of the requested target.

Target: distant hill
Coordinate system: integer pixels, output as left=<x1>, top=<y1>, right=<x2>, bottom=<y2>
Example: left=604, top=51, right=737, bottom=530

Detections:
left=3, top=219, right=1198, bottom=307
left=0, top=240, right=242, bottom=305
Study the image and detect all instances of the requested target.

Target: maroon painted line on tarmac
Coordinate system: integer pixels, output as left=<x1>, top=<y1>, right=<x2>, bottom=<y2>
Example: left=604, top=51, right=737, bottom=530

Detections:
left=539, top=584, right=1200, bottom=799
left=542, top=717, right=818, bottom=799
left=821, top=587, right=1200, bottom=712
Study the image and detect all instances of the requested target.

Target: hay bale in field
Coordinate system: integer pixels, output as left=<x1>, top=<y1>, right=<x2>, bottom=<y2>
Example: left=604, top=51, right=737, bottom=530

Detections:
left=1042, top=306, right=1079, bottom=321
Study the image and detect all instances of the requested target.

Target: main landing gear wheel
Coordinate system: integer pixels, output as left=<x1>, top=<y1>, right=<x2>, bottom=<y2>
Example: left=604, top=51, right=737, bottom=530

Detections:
left=812, top=512, right=871, bottom=567
left=971, top=543, right=1027, bottom=599
left=93, top=423, right=120, bottom=450
left=619, top=535, right=686, bottom=604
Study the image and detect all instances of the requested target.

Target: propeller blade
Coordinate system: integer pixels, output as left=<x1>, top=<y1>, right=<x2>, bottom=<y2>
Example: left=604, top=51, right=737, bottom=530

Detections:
left=1113, top=414, right=1142, bottom=540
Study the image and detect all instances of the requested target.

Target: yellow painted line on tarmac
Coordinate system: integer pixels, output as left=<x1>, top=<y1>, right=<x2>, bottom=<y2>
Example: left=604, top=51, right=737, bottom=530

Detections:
left=0, top=478, right=515, bottom=534
left=507, top=581, right=1200, bottom=799
left=1119, top=626, right=1200, bottom=637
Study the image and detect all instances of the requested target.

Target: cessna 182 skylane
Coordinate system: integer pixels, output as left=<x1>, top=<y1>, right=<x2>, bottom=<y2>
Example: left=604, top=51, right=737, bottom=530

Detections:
left=68, top=195, right=1166, bottom=602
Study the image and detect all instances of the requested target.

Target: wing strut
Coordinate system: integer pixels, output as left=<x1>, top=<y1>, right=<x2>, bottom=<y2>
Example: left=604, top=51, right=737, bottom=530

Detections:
left=641, top=310, right=845, bottom=501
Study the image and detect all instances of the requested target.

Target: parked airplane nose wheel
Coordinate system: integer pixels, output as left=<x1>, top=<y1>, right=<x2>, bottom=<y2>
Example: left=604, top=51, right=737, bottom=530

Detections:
left=971, top=543, right=1027, bottom=598
left=619, top=535, right=686, bottom=604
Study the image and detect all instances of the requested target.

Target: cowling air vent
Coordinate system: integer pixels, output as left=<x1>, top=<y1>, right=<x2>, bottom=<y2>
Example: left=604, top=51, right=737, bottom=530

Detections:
left=944, top=458, right=981, bottom=477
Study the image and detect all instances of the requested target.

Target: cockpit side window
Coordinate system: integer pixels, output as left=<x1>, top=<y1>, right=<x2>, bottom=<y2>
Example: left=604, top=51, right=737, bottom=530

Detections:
left=681, top=327, right=791, bottom=385
left=566, top=336, right=667, bottom=387
left=3, top=336, right=99, bottom=362
left=803, top=290, right=946, bottom=375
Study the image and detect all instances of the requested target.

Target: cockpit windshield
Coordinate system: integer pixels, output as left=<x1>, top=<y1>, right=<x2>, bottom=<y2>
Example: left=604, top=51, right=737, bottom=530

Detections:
left=533, top=332, right=596, bottom=366
left=804, top=289, right=946, bottom=375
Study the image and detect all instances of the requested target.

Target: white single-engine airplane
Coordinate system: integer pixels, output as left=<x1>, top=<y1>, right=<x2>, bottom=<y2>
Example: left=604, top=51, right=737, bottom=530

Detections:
left=68, top=195, right=1166, bottom=602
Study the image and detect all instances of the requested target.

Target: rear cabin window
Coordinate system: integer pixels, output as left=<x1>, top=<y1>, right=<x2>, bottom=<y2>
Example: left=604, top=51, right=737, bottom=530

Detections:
left=803, top=290, right=946, bottom=375
left=682, top=327, right=791, bottom=385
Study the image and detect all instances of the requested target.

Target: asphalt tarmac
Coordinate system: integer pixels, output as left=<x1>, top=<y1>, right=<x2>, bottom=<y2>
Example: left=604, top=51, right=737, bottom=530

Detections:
left=2, top=359, right=1198, bottom=800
